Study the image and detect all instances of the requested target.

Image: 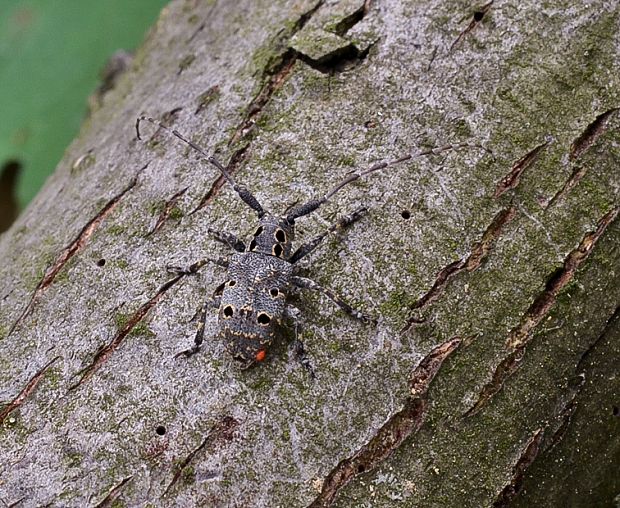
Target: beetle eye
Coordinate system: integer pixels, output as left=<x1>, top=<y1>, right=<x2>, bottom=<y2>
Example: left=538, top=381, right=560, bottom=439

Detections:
left=257, top=313, right=271, bottom=325
left=273, top=244, right=283, bottom=257
left=223, top=305, right=234, bottom=318
left=275, top=229, right=286, bottom=243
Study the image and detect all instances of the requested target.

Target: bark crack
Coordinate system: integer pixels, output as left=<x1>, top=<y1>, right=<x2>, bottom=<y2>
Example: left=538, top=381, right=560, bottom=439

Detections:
left=308, top=337, right=461, bottom=508
left=147, top=186, right=188, bottom=236
left=189, top=1, right=325, bottom=215
left=465, top=207, right=619, bottom=417
left=494, top=140, right=550, bottom=198
left=190, top=144, right=250, bottom=215
left=506, top=206, right=619, bottom=349
left=0, top=356, right=59, bottom=424
left=7, top=168, right=145, bottom=338
left=163, top=415, right=239, bottom=497
left=492, top=428, right=544, bottom=507
left=547, top=107, right=618, bottom=207
left=569, top=108, right=619, bottom=161
left=93, top=475, right=134, bottom=508
left=68, top=272, right=186, bottom=390
left=450, top=1, right=494, bottom=52
left=403, top=206, right=516, bottom=331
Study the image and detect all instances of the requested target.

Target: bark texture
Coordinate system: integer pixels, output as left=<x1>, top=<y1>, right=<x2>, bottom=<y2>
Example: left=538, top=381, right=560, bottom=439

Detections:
left=0, top=0, right=619, bottom=506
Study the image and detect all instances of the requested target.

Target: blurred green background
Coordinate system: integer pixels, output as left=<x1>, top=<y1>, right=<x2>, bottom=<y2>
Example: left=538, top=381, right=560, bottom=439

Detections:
left=0, top=0, right=169, bottom=232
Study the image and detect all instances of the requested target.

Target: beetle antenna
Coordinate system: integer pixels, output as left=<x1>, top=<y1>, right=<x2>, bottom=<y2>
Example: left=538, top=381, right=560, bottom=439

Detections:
left=136, top=116, right=265, bottom=217
left=286, top=141, right=489, bottom=222
left=286, top=154, right=412, bottom=222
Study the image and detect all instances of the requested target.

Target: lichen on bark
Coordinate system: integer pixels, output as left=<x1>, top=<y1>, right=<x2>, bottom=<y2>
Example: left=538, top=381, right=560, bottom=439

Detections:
left=0, top=0, right=618, bottom=507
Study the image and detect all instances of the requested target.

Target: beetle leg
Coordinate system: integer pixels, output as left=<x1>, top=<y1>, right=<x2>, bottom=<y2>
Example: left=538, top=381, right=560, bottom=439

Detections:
left=285, top=155, right=412, bottom=222
left=175, top=295, right=221, bottom=358
left=291, top=276, right=376, bottom=324
left=208, top=227, right=246, bottom=252
left=284, top=304, right=301, bottom=321
left=289, top=207, right=367, bottom=264
left=166, top=257, right=228, bottom=275
left=292, top=321, right=316, bottom=379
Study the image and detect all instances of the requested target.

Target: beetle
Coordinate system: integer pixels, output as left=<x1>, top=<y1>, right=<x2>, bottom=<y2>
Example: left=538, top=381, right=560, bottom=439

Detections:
left=136, top=116, right=411, bottom=370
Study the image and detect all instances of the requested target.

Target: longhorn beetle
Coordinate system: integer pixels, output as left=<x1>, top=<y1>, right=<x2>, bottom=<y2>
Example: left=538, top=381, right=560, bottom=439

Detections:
left=136, top=116, right=412, bottom=370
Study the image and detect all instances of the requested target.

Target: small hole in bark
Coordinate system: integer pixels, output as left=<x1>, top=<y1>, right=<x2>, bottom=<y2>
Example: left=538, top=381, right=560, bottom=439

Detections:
left=357, top=464, right=366, bottom=474
left=473, top=11, right=484, bottom=21
left=364, top=120, right=376, bottom=128
left=156, top=425, right=166, bottom=436
left=613, top=406, right=619, bottom=417
left=97, top=258, right=106, bottom=267
left=401, top=210, right=411, bottom=220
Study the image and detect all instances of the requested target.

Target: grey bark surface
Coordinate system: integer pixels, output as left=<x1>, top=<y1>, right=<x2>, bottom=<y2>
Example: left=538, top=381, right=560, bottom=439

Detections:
left=0, top=0, right=619, bottom=507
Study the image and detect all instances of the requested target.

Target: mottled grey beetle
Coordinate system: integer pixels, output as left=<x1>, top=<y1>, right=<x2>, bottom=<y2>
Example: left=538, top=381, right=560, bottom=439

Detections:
left=136, top=116, right=410, bottom=370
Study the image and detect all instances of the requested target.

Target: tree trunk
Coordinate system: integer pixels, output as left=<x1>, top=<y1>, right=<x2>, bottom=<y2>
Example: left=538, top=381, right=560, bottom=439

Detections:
left=0, top=0, right=618, bottom=506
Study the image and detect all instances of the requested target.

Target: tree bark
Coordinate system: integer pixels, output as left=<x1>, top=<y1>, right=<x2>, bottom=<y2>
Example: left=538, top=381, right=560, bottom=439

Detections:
left=0, top=0, right=618, bottom=507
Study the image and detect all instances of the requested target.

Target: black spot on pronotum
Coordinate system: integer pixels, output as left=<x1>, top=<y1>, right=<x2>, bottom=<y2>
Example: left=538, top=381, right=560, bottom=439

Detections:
left=273, top=244, right=283, bottom=257
left=156, top=425, right=166, bottom=436
left=270, top=288, right=279, bottom=297
left=275, top=229, right=286, bottom=242
left=228, top=280, right=236, bottom=287
left=257, top=313, right=271, bottom=325
left=401, top=210, right=411, bottom=220
left=223, top=305, right=234, bottom=318
left=214, top=281, right=227, bottom=296
left=97, top=258, right=106, bottom=267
